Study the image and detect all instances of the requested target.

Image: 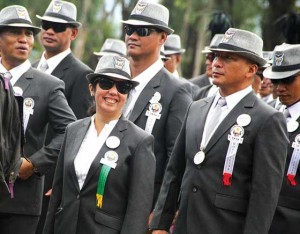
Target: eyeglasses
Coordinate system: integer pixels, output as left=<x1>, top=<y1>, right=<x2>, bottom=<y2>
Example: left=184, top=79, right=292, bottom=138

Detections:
left=206, top=53, right=215, bottom=62
left=41, top=21, right=69, bottom=33
left=271, top=75, right=297, bottom=85
left=124, top=25, right=161, bottom=37
left=94, top=76, right=133, bottom=94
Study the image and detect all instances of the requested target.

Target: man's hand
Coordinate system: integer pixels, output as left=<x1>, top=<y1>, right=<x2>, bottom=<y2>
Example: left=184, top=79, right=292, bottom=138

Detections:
left=45, top=189, right=52, bottom=196
left=18, top=158, right=34, bottom=180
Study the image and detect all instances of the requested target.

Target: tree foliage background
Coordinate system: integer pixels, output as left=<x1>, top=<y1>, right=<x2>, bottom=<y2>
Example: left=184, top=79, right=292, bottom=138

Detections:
left=0, top=0, right=299, bottom=77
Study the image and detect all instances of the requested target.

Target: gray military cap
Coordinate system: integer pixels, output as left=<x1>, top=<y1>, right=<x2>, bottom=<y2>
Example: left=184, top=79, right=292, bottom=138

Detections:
left=263, top=44, right=300, bottom=79
left=121, top=1, right=174, bottom=35
left=86, top=55, right=139, bottom=87
left=36, top=0, right=81, bottom=27
left=164, top=34, right=185, bottom=55
left=0, top=5, right=41, bottom=35
left=210, top=28, right=266, bottom=66
left=202, top=34, right=225, bottom=53
left=94, top=39, right=127, bottom=57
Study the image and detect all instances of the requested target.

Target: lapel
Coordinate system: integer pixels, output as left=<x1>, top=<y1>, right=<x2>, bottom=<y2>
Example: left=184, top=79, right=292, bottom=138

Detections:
left=195, top=97, right=214, bottom=148
left=205, top=91, right=256, bottom=153
left=81, top=116, right=128, bottom=189
left=69, top=118, right=91, bottom=191
left=51, top=53, right=73, bottom=79
left=129, top=70, right=162, bottom=122
left=14, top=67, right=34, bottom=94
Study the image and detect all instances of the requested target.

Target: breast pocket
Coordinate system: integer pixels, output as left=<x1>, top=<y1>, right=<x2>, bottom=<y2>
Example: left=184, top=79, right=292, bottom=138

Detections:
left=94, top=209, right=123, bottom=231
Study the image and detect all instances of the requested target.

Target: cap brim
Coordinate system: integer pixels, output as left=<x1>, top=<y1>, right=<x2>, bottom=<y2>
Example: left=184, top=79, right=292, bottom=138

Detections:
left=263, top=66, right=300, bottom=79
left=121, top=19, right=174, bottom=35
left=164, top=49, right=185, bottom=55
left=86, top=73, right=139, bottom=87
left=210, top=48, right=267, bottom=67
left=36, top=15, right=82, bottom=27
left=0, top=24, right=41, bottom=35
left=93, top=51, right=125, bottom=57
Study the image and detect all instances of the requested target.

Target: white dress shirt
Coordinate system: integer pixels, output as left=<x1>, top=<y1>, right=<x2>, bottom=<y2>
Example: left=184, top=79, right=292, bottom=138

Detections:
left=74, top=115, right=118, bottom=189
left=285, top=101, right=300, bottom=122
left=201, top=86, right=253, bottom=148
left=0, top=59, right=31, bottom=85
left=123, top=59, right=164, bottom=117
left=37, top=48, right=71, bottom=74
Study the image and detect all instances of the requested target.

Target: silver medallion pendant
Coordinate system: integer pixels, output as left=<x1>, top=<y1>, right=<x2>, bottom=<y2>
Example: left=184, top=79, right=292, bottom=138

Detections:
left=194, top=151, right=205, bottom=165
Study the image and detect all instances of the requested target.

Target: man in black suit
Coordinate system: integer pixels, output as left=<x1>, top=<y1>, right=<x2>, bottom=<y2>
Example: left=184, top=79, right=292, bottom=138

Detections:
left=121, top=1, right=193, bottom=210
left=34, top=2, right=93, bottom=232
left=35, top=0, right=92, bottom=119
left=0, top=5, right=76, bottom=234
left=264, top=44, right=300, bottom=234
left=150, top=28, right=288, bottom=234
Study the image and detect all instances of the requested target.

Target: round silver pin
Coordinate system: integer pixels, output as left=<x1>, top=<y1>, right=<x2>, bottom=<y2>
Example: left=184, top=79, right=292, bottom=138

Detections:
left=106, top=136, right=120, bottom=149
left=104, top=150, right=119, bottom=163
left=230, top=125, right=245, bottom=138
left=150, top=92, right=161, bottom=103
left=236, top=114, right=251, bottom=127
left=194, top=151, right=205, bottom=165
left=287, top=121, right=299, bottom=133
left=13, top=86, right=23, bottom=96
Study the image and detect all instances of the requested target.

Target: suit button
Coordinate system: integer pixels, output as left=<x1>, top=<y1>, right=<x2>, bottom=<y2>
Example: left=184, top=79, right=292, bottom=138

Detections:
left=197, top=165, right=202, bottom=169
left=192, top=187, right=197, bottom=193
left=77, top=194, right=80, bottom=199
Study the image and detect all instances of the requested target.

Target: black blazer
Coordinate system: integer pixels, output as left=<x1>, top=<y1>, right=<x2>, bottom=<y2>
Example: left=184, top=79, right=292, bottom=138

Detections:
left=33, top=53, right=93, bottom=119
left=151, top=91, right=289, bottom=234
left=0, top=67, right=76, bottom=215
left=128, top=67, right=193, bottom=206
left=269, top=116, right=300, bottom=234
left=43, top=117, right=156, bottom=234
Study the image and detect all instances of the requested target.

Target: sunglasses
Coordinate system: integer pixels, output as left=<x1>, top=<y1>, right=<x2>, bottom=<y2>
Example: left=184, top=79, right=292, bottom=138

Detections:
left=124, top=25, right=161, bottom=37
left=41, top=21, right=69, bottom=33
left=206, top=53, right=215, bottom=62
left=271, top=75, right=297, bottom=85
left=94, top=77, right=133, bottom=94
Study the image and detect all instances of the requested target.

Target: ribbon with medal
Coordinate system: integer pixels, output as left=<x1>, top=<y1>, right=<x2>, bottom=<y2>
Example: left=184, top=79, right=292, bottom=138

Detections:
left=145, top=92, right=162, bottom=134
left=23, top=97, right=34, bottom=132
left=287, top=134, right=300, bottom=186
left=222, top=114, right=251, bottom=186
left=96, top=136, right=120, bottom=208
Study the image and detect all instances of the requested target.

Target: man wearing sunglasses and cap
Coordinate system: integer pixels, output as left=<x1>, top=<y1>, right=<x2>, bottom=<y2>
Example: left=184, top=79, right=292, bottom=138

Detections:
left=150, top=28, right=288, bottom=234
left=34, top=0, right=92, bottom=120
left=121, top=1, right=193, bottom=213
left=263, top=44, right=300, bottom=234
left=0, top=5, right=76, bottom=234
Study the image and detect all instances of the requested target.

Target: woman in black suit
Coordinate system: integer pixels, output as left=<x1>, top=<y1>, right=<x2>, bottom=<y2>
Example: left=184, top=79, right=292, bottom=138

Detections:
left=43, top=55, right=156, bottom=234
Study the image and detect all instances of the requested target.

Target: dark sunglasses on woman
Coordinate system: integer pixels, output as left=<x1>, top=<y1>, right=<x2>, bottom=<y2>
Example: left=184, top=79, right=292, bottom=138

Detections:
left=94, top=76, right=133, bottom=94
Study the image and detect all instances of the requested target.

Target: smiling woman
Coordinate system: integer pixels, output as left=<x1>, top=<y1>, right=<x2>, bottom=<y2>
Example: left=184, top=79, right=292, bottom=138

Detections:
left=43, top=54, right=156, bottom=234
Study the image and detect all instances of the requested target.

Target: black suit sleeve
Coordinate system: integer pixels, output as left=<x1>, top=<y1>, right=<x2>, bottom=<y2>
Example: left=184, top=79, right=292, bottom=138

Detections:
left=29, top=79, right=76, bottom=175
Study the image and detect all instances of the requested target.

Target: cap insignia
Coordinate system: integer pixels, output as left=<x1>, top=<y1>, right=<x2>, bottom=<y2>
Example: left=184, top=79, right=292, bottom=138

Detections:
left=16, top=8, right=26, bottom=19
left=222, top=31, right=235, bottom=43
left=134, top=2, right=147, bottom=14
left=113, top=56, right=125, bottom=70
left=274, top=52, right=284, bottom=66
left=53, top=2, right=63, bottom=13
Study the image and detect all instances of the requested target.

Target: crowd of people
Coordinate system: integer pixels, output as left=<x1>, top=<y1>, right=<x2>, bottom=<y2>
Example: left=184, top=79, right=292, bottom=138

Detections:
left=0, top=0, right=299, bottom=234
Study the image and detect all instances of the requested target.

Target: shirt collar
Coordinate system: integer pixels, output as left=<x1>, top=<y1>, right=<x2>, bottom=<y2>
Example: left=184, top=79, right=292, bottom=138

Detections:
left=287, top=101, right=300, bottom=121
left=132, top=59, right=164, bottom=92
left=213, top=85, right=253, bottom=110
left=0, top=59, right=31, bottom=86
left=38, top=48, right=71, bottom=73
